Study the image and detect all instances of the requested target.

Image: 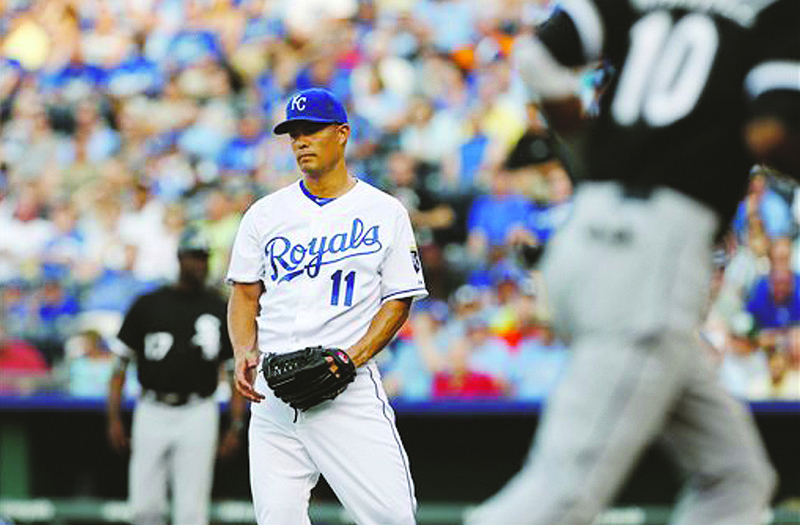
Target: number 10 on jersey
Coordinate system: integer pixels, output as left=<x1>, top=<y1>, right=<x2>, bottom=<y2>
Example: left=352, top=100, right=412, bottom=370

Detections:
left=612, top=12, right=718, bottom=127
left=331, top=269, right=356, bottom=306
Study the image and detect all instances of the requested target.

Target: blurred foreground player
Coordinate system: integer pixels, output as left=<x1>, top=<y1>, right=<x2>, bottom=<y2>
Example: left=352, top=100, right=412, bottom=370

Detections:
left=467, top=0, right=800, bottom=524
left=107, top=227, right=247, bottom=525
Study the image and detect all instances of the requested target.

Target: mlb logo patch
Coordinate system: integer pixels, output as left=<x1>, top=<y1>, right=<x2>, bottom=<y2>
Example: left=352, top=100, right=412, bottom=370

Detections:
left=410, top=248, right=421, bottom=273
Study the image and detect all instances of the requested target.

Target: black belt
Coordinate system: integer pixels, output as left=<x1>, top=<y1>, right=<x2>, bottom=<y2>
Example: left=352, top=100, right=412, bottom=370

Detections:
left=143, top=390, right=209, bottom=407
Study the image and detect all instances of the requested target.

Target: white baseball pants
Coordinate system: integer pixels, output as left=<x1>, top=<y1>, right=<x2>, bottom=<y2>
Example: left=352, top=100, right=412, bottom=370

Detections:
left=248, top=361, right=416, bottom=525
left=129, top=397, right=219, bottom=525
left=466, top=182, right=775, bottom=525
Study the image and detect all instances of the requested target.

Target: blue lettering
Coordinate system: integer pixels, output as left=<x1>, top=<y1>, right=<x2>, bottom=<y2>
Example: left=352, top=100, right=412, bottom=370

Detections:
left=329, top=232, right=347, bottom=253
left=363, top=225, right=379, bottom=246
left=308, top=237, right=319, bottom=255
left=349, top=218, right=365, bottom=248
left=264, top=219, right=384, bottom=283
left=265, top=237, right=293, bottom=281
left=306, top=236, right=328, bottom=278
left=290, top=244, right=306, bottom=265
left=307, top=257, right=322, bottom=278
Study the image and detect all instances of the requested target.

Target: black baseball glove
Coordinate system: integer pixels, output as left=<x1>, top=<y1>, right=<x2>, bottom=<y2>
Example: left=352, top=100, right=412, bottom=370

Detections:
left=263, top=346, right=357, bottom=411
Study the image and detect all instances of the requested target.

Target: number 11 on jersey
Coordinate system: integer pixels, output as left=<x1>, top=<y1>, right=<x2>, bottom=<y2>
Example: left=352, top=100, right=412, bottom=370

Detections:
left=331, top=269, right=356, bottom=306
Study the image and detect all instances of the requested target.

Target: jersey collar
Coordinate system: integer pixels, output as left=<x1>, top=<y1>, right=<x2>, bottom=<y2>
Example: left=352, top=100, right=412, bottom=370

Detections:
left=299, top=178, right=358, bottom=207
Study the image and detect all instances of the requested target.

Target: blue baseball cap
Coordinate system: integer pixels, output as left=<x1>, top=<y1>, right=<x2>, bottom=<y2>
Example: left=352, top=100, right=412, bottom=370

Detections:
left=273, top=88, right=348, bottom=135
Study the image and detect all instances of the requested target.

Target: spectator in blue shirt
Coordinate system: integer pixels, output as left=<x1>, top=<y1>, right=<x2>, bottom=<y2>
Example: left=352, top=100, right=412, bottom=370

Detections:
left=71, top=98, right=121, bottom=163
left=39, top=198, right=86, bottom=283
left=524, top=165, right=574, bottom=244
left=81, top=245, right=156, bottom=315
left=412, top=0, right=477, bottom=53
left=105, top=33, right=164, bottom=98
left=32, top=277, right=80, bottom=365
left=442, top=112, right=494, bottom=197
left=733, top=169, right=792, bottom=243
left=0, top=279, right=36, bottom=341
left=461, top=313, right=514, bottom=387
left=39, top=57, right=107, bottom=98
left=466, top=168, right=532, bottom=261
left=512, top=324, right=568, bottom=400
left=217, top=112, right=267, bottom=175
left=746, top=238, right=800, bottom=331
left=255, top=71, right=286, bottom=116
left=293, top=51, right=352, bottom=104
left=382, top=299, right=450, bottom=400
left=165, top=30, right=224, bottom=70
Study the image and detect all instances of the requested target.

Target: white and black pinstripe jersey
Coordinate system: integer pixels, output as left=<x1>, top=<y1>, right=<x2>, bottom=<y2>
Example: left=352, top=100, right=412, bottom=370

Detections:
left=537, top=0, right=800, bottom=223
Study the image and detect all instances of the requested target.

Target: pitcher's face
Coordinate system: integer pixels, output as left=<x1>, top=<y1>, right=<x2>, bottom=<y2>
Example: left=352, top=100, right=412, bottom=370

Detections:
left=288, top=122, right=349, bottom=177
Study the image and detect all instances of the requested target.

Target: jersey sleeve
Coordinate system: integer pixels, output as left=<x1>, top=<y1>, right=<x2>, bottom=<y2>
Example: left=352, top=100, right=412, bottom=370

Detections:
left=379, top=204, right=428, bottom=304
left=115, top=295, right=147, bottom=358
left=745, top=0, right=800, bottom=128
left=226, top=204, right=266, bottom=284
left=537, top=0, right=634, bottom=66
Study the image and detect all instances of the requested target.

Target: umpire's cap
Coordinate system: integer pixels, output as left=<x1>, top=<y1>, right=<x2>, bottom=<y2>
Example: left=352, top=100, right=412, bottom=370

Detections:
left=273, top=88, right=348, bottom=135
left=178, top=226, right=211, bottom=256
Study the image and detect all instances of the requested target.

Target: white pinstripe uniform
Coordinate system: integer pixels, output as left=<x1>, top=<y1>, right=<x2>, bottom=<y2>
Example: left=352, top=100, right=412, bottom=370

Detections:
left=227, top=178, right=427, bottom=524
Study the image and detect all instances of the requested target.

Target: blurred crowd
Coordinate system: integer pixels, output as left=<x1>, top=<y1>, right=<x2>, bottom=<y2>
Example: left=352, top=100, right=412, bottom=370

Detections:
left=703, top=168, right=800, bottom=400
left=0, top=0, right=797, bottom=402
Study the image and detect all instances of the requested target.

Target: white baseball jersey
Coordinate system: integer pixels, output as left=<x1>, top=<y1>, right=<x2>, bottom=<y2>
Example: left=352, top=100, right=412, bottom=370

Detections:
left=227, top=179, right=428, bottom=353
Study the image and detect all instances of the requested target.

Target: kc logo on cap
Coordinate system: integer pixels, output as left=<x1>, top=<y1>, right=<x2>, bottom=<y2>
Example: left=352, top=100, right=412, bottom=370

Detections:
left=290, top=94, right=307, bottom=112
left=274, top=88, right=349, bottom=135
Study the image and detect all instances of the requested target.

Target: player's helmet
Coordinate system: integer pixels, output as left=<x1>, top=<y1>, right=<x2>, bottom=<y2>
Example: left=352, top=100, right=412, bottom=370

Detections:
left=178, top=226, right=211, bottom=256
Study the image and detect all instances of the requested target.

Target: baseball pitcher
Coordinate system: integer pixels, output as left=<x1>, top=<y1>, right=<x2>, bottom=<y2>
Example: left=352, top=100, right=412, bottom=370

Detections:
left=226, top=88, right=428, bottom=525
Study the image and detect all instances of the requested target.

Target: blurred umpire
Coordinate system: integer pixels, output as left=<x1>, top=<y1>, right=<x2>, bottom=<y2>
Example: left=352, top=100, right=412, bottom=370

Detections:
left=107, top=227, right=247, bottom=525
left=467, top=0, right=800, bottom=524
